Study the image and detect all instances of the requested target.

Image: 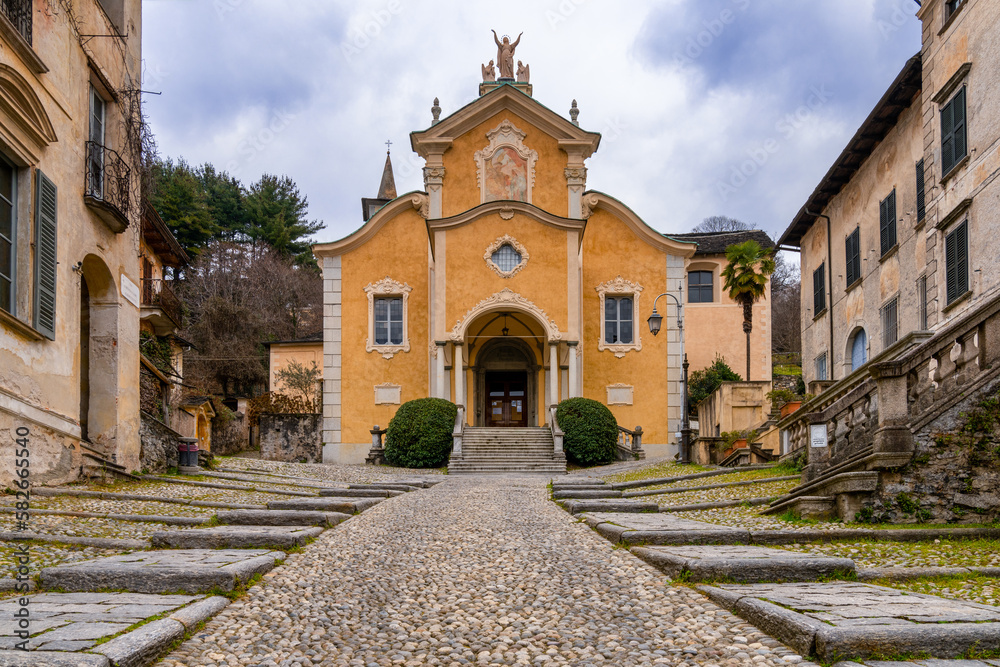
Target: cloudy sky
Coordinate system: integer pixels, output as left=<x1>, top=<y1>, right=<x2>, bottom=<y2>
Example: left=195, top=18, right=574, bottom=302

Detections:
left=142, top=0, right=921, bottom=245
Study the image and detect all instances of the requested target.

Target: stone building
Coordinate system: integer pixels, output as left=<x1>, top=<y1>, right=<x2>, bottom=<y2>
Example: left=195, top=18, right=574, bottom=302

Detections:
left=313, top=70, right=772, bottom=466
left=0, top=0, right=144, bottom=484
left=781, top=0, right=1000, bottom=387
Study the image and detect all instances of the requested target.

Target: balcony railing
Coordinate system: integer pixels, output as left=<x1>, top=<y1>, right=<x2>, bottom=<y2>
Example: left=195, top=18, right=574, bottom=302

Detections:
left=85, top=141, right=132, bottom=232
left=141, top=278, right=183, bottom=328
left=2, top=0, right=32, bottom=45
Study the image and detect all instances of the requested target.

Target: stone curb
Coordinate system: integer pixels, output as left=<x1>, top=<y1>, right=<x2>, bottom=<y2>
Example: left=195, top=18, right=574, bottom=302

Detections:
left=631, top=546, right=856, bottom=583
left=347, top=483, right=419, bottom=492
left=31, top=488, right=265, bottom=510
left=139, top=476, right=314, bottom=497
left=317, top=488, right=402, bottom=498
left=659, top=497, right=774, bottom=512
left=620, top=475, right=801, bottom=498
left=0, top=531, right=148, bottom=550
left=609, top=464, right=776, bottom=491
left=0, top=650, right=110, bottom=666
left=559, top=499, right=659, bottom=515
left=697, top=584, right=821, bottom=657
left=199, top=472, right=330, bottom=490
left=814, top=622, right=1000, bottom=662
left=215, top=509, right=351, bottom=527
left=750, top=527, right=1000, bottom=545
left=858, top=566, right=1000, bottom=581
left=267, top=497, right=383, bottom=513
left=0, top=507, right=209, bottom=526
left=167, top=596, right=230, bottom=629
left=93, top=617, right=186, bottom=667
left=0, top=579, right=34, bottom=592
left=620, top=528, right=752, bottom=546
left=551, top=489, right=622, bottom=500
left=150, top=526, right=323, bottom=550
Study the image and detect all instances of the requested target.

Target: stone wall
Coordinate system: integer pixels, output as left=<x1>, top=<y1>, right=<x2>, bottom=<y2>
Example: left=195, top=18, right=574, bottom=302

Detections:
left=211, top=413, right=249, bottom=456
left=0, top=410, right=81, bottom=487
left=260, top=414, right=323, bottom=463
left=856, top=378, right=1000, bottom=525
left=139, top=412, right=181, bottom=473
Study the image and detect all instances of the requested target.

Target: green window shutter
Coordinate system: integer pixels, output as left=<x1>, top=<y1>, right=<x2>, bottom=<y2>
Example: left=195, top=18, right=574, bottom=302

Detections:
left=916, top=160, right=925, bottom=222
left=941, top=87, right=968, bottom=175
left=953, top=88, right=967, bottom=165
left=813, top=264, right=825, bottom=314
left=944, top=220, right=968, bottom=305
left=879, top=189, right=896, bottom=255
left=33, top=170, right=57, bottom=340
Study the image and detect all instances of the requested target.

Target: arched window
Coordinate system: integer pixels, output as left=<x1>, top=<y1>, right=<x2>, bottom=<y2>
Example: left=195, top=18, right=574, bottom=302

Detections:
left=491, top=244, right=522, bottom=273
left=850, top=328, right=868, bottom=372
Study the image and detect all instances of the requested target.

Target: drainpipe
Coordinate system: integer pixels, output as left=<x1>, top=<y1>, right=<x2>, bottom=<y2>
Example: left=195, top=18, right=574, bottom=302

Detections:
left=806, top=208, right=835, bottom=382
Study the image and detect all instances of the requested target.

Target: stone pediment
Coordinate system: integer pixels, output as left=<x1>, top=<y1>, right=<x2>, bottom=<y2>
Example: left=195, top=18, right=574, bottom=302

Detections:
left=0, top=64, right=57, bottom=160
left=410, top=85, right=600, bottom=161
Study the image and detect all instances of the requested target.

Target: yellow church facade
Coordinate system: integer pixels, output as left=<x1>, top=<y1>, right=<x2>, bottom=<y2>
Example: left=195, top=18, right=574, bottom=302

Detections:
left=313, top=82, right=771, bottom=464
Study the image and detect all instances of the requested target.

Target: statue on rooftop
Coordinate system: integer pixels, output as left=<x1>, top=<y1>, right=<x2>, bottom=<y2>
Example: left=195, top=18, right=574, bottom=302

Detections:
left=516, top=60, right=529, bottom=83
left=492, top=30, right=522, bottom=79
left=482, top=60, right=496, bottom=82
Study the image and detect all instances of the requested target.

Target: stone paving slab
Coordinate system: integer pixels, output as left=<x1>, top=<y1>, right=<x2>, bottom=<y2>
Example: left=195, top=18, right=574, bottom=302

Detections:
left=150, top=525, right=322, bottom=550
left=346, top=483, right=418, bottom=492
left=581, top=511, right=751, bottom=545
left=551, top=478, right=604, bottom=488
left=0, top=593, right=226, bottom=665
left=631, top=545, right=856, bottom=582
left=317, top=488, right=402, bottom=498
left=559, top=499, right=659, bottom=515
left=215, top=509, right=351, bottom=527
left=266, top=497, right=382, bottom=513
left=41, top=550, right=284, bottom=594
left=700, top=581, right=1000, bottom=661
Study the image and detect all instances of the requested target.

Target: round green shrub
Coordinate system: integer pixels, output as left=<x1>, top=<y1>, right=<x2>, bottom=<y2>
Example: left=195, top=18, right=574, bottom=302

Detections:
left=556, top=397, right=618, bottom=466
left=384, top=398, right=457, bottom=468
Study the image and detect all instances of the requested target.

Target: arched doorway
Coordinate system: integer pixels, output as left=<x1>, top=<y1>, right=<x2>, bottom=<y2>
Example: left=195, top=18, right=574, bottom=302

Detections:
left=849, top=327, right=868, bottom=372
left=79, top=255, right=119, bottom=456
left=473, top=337, right=539, bottom=427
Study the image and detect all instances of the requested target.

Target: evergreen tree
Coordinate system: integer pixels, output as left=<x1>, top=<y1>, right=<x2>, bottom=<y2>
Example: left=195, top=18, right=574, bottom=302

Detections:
left=150, top=158, right=217, bottom=256
left=198, top=164, right=250, bottom=242
left=244, top=174, right=325, bottom=267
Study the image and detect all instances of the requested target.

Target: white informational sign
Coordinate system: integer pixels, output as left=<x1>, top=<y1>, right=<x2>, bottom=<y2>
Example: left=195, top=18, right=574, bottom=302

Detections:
left=810, top=424, right=828, bottom=448
left=120, top=274, right=140, bottom=308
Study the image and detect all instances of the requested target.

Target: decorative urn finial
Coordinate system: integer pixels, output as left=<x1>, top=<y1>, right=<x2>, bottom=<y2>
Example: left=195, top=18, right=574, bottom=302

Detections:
left=431, top=97, right=441, bottom=125
left=569, top=99, right=579, bottom=126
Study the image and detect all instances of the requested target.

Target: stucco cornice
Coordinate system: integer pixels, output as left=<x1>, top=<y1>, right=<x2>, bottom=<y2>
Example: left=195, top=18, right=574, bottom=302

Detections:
left=0, top=64, right=57, bottom=157
left=312, top=192, right=429, bottom=258
left=410, top=85, right=600, bottom=159
left=581, top=191, right=697, bottom=257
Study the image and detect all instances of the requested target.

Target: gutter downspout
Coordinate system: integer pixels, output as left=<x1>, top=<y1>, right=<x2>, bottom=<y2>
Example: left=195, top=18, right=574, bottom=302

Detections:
left=806, top=208, right=835, bottom=382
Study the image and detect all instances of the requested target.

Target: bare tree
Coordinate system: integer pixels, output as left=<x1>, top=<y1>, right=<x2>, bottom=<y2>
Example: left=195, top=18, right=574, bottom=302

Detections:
left=178, top=242, right=323, bottom=397
left=771, top=252, right=801, bottom=354
left=692, top=215, right=758, bottom=233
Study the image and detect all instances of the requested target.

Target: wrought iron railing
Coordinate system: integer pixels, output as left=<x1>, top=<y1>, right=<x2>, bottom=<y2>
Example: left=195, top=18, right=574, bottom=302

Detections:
left=141, top=278, right=183, bottom=328
left=2, top=0, right=32, bottom=45
left=85, top=141, right=132, bottom=222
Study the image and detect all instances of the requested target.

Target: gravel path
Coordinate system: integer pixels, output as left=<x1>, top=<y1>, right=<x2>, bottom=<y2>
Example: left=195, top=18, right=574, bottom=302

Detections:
left=157, top=475, right=814, bottom=667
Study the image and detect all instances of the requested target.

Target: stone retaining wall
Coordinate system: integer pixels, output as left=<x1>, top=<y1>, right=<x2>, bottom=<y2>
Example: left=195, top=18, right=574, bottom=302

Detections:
left=140, top=411, right=182, bottom=472
left=260, top=414, right=322, bottom=463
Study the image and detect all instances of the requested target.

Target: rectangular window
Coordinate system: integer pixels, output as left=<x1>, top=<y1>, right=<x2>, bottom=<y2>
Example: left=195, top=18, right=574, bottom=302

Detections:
left=687, top=270, right=713, bottom=303
left=88, top=86, right=107, bottom=199
left=946, top=0, right=965, bottom=18
left=0, top=156, right=15, bottom=314
left=941, top=87, right=967, bottom=176
left=918, top=275, right=928, bottom=330
left=604, top=296, right=633, bottom=344
left=879, top=190, right=897, bottom=256
left=815, top=352, right=828, bottom=381
left=845, top=227, right=861, bottom=287
left=373, top=296, right=403, bottom=345
left=916, top=159, right=926, bottom=223
left=945, top=220, right=969, bottom=305
left=881, top=297, right=898, bottom=349
left=812, top=264, right=826, bottom=315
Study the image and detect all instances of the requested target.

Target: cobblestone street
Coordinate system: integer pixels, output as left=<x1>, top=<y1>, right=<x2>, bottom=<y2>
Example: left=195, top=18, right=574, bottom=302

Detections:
left=157, top=475, right=810, bottom=667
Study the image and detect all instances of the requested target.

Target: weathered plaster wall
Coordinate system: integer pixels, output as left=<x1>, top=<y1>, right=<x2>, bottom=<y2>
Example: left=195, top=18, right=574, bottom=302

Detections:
left=260, top=414, right=323, bottom=463
left=0, top=0, right=144, bottom=485
left=799, top=101, right=923, bottom=385
left=268, top=342, right=322, bottom=393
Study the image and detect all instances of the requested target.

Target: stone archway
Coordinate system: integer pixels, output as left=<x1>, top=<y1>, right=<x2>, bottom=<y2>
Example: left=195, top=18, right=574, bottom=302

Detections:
left=472, top=337, right=540, bottom=427
left=79, top=254, right=119, bottom=457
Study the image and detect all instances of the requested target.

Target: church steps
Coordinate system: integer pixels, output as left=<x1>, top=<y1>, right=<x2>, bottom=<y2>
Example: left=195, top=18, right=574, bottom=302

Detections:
left=449, top=427, right=566, bottom=474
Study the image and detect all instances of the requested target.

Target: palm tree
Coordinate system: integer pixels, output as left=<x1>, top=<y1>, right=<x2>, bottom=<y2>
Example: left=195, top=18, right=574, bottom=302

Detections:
left=721, top=240, right=776, bottom=381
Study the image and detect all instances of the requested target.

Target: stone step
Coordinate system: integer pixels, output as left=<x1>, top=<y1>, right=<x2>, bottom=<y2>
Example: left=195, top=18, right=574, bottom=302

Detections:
left=216, top=509, right=351, bottom=528
left=150, top=525, right=323, bottom=550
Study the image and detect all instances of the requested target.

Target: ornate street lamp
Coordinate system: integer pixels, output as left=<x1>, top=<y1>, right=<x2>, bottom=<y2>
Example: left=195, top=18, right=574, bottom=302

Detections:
left=648, top=289, right=693, bottom=464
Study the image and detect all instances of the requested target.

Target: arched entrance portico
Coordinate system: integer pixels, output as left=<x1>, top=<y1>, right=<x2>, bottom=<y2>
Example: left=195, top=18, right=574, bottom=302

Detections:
left=472, top=336, right=540, bottom=427
left=79, top=254, right=120, bottom=457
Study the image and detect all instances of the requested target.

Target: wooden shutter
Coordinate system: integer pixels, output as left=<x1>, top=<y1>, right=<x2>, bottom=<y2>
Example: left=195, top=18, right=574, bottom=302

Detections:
left=813, top=265, right=825, bottom=314
left=945, top=221, right=969, bottom=304
left=953, top=88, right=967, bottom=165
left=916, top=160, right=925, bottom=223
left=33, top=170, right=58, bottom=340
left=879, top=190, right=896, bottom=256
left=941, top=87, right=967, bottom=175
left=845, top=228, right=860, bottom=286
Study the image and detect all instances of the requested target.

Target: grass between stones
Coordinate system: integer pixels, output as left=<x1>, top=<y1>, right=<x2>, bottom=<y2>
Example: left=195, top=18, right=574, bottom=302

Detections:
left=776, top=537, right=1000, bottom=568
left=874, top=573, right=999, bottom=606
left=600, top=462, right=713, bottom=484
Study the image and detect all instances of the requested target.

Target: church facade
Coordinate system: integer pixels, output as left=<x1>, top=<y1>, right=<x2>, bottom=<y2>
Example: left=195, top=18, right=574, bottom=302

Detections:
left=313, top=77, right=772, bottom=464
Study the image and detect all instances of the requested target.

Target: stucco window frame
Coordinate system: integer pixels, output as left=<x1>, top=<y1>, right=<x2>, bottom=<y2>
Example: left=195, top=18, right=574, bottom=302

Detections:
left=484, top=234, right=529, bottom=278
left=474, top=119, right=538, bottom=205
left=364, top=277, right=412, bottom=359
left=595, top=276, right=643, bottom=358
left=686, top=261, right=718, bottom=304
left=939, top=0, right=967, bottom=35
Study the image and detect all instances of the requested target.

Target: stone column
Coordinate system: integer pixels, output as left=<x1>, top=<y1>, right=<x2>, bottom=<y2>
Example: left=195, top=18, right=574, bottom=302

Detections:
left=565, top=166, right=587, bottom=219
left=567, top=341, right=579, bottom=398
left=435, top=341, right=447, bottom=399
left=548, top=342, right=559, bottom=407
left=453, top=342, right=465, bottom=407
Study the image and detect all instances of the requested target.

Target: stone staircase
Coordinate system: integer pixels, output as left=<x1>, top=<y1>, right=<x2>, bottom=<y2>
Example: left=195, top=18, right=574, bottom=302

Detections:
left=448, top=427, right=567, bottom=474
